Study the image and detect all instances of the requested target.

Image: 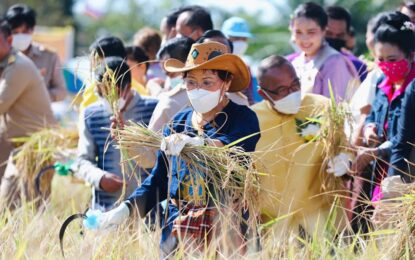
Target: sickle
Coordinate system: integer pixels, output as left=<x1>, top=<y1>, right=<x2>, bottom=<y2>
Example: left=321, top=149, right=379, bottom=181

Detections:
left=59, top=212, right=87, bottom=258
left=34, top=165, right=56, bottom=196
left=35, top=164, right=74, bottom=196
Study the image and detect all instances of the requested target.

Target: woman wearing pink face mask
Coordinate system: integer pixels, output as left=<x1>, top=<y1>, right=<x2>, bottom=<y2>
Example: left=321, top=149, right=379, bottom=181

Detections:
left=350, top=12, right=415, bottom=205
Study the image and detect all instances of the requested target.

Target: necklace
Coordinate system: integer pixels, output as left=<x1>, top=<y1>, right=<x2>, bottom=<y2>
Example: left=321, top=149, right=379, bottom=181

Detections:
left=192, top=98, right=229, bottom=134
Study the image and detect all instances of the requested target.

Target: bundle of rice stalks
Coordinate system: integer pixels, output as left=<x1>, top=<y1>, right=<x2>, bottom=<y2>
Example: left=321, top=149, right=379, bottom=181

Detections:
left=97, top=65, right=121, bottom=120
left=310, top=82, right=353, bottom=192
left=370, top=181, right=415, bottom=258
left=10, top=127, right=78, bottom=201
left=97, top=64, right=133, bottom=203
left=114, top=121, right=260, bottom=225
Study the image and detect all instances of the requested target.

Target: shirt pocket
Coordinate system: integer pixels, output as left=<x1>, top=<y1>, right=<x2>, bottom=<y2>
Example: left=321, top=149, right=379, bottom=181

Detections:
left=389, top=108, right=402, bottom=137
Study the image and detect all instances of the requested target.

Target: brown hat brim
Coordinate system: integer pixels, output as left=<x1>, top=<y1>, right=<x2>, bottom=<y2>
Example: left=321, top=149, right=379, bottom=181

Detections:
left=164, top=54, right=250, bottom=92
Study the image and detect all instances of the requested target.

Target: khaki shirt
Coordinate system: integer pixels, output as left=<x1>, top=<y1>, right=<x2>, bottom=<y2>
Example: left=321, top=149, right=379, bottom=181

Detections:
left=0, top=49, right=56, bottom=140
left=252, top=94, right=346, bottom=237
left=26, top=43, right=67, bottom=102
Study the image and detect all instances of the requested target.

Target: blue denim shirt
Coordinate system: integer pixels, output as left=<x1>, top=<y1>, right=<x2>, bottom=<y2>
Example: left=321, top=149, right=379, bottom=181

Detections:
left=365, top=78, right=415, bottom=162
left=388, top=83, right=415, bottom=181
left=127, top=101, right=260, bottom=245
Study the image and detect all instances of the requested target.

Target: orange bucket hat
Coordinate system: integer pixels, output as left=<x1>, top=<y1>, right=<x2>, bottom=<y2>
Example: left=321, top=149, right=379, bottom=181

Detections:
left=164, top=42, right=250, bottom=92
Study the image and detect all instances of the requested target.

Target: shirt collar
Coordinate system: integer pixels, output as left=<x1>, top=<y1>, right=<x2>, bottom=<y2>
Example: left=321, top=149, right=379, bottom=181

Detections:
left=0, top=49, right=17, bottom=68
left=26, top=43, right=42, bottom=57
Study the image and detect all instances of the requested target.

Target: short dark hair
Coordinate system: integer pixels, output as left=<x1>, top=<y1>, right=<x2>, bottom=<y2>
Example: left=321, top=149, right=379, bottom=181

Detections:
left=182, top=6, right=213, bottom=32
left=183, top=70, right=232, bottom=82
left=165, top=8, right=183, bottom=29
left=375, top=11, right=415, bottom=56
left=196, top=30, right=234, bottom=53
left=326, top=6, right=352, bottom=32
left=5, top=4, right=36, bottom=30
left=126, top=45, right=149, bottom=70
left=95, top=56, right=131, bottom=92
left=0, top=19, right=12, bottom=38
left=89, top=36, right=126, bottom=58
left=257, top=55, right=291, bottom=77
left=157, top=36, right=194, bottom=62
left=292, top=2, right=328, bottom=29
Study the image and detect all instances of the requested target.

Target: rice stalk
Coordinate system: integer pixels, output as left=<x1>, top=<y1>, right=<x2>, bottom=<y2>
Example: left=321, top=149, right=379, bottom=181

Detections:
left=113, top=121, right=261, bottom=229
left=313, top=81, right=354, bottom=195
left=370, top=184, right=415, bottom=258
left=10, top=127, right=78, bottom=201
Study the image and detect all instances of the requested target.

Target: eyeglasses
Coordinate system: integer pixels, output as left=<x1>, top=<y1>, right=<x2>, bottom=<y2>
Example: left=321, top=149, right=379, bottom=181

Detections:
left=184, top=78, right=220, bottom=89
left=259, top=79, right=301, bottom=97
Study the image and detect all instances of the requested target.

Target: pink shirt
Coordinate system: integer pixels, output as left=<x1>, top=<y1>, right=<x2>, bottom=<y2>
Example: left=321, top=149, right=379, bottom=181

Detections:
left=291, top=44, right=359, bottom=102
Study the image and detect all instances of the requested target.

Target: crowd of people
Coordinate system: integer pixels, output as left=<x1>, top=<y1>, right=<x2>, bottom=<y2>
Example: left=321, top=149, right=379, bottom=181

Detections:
left=1, top=1, right=415, bottom=256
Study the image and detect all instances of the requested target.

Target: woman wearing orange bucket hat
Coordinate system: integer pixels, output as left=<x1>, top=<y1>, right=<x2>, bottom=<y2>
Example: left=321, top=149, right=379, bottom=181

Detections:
left=90, top=42, right=261, bottom=255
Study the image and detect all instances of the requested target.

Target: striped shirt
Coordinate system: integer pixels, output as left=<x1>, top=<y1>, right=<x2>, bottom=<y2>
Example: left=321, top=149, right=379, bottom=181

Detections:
left=73, top=93, right=157, bottom=210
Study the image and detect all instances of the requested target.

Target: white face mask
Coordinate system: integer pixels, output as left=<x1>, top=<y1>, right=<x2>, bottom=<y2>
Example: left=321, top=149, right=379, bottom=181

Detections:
left=187, top=88, right=222, bottom=114
left=118, top=97, right=127, bottom=110
left=165, top=76, right=182, bottom=89
left=99, top=97, right=127, bottom=112
left=12, top=33, right=32, bottom=51
left=100, top=98, right=112, bottom=112
left=232, top=41, right=248, bottom=56
left=263, top=90, right=302, bottom=115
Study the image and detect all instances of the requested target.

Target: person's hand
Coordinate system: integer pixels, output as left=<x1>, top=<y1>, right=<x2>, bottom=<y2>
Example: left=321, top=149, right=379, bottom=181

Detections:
left=39, top=67, right=47, bottom=77
left=160, top=133, right=204, bottom=156
left=363, top=123, right=381, bottom=147
left=110, top=114, right=125, bottom=140
left=381, top=175, right=405, bottom=199
left=349, top=147, right=378, bottom=175
left=99, top=173, right=124, bottom=192
left=99, top=202, right=130, bottom=229
left=327, top=152, right=352, bottom=177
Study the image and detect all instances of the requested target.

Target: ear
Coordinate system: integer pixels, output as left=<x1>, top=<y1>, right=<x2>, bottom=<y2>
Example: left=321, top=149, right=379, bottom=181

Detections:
left=194, top=29, right=204, bottom=40
left=223, top=79, right=232, bottom=92
left=119, top=83, right=132, bottom=98
left=257, top=88, right=267, bottom=100
left=138, top=63, right=147, bottom=71
left=6, top=35, right=12, bottom=45
left=95, top=84, right=103, bottom=97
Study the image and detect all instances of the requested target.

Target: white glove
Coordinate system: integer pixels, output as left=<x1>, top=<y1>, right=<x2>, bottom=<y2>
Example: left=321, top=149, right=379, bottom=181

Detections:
left=327, top=152, right=352, bottom=177
left=99, top=202, right=130, bottom=229
left=160, top=133, right=204, bottom=156
left=381, top=176, right=405, bottom=199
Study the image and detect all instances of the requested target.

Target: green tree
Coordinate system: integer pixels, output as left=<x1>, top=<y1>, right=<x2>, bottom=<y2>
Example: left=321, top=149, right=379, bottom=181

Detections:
left=0, top=0, right=75, bottom=27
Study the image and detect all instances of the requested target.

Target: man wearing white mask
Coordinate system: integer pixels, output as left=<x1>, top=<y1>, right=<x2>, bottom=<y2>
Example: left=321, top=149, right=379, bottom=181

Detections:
left=251, top=55, right=349, bottom=239
left=222, top=16, right=255, bottom=104
left=221, top=17, right=252, bottom=56
left=0, top=19, right=56, bottom=204
left=5, top=4, right=67, bottom=102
